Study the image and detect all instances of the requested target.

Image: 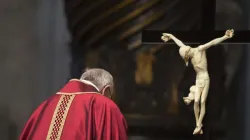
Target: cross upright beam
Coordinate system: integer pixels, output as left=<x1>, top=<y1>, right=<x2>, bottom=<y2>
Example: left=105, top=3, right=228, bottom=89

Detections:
left=200, top=0, right=216, bottom=42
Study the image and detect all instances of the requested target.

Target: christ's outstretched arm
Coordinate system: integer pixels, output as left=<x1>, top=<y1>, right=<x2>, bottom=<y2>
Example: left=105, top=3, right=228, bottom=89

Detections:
left=198, top=29, right=234, bottom=51
left=162, top=33, right=187, bottom=48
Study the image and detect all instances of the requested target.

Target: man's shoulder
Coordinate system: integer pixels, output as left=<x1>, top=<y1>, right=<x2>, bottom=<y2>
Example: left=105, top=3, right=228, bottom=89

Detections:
left=79, top=94, right=120, bottom=112
left=91, top=94, right=119, bottom=109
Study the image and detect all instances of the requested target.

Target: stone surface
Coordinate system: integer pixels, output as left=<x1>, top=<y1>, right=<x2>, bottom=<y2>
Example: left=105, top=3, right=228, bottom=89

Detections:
left=0, top=0, right=70, bottom=139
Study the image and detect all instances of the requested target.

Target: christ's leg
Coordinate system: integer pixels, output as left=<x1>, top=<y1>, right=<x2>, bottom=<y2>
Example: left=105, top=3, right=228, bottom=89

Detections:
left=193, top=86, right=201, bottom=127
left=195, top=80, right=210, bottom=134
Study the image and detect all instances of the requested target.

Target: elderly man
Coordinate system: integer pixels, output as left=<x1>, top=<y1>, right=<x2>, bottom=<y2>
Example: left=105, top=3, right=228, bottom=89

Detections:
left=20, top=68, right=128, bottom=140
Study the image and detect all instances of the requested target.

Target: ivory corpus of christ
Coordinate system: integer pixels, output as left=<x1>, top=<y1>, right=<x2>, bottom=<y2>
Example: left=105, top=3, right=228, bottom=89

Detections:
left=161, top=29, right=234, bottom=135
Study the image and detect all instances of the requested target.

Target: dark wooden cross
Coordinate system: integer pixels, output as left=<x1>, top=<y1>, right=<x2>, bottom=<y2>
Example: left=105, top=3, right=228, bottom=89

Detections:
left=142, top=0, right=250, bottom=45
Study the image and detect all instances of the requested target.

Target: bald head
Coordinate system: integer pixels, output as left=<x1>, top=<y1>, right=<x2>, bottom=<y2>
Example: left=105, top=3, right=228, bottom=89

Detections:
left=80, top=68, right=114, bottom=94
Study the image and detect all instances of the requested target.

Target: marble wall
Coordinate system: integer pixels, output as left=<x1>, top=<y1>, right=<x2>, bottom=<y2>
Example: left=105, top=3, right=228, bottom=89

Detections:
left=0, top=0, right=70, bottom=139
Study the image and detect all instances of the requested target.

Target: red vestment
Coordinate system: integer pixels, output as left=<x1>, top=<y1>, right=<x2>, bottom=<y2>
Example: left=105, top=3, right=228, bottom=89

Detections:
left=20, top=79, right=128, bottom=140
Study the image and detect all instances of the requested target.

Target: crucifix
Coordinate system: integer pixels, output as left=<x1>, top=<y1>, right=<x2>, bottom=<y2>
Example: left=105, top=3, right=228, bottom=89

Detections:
left=141, top=0, right=250, bottom=135
left=162, top=29, right=234, bottom=135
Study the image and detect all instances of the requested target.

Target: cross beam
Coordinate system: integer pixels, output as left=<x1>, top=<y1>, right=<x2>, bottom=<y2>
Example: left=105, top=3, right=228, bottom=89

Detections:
left=142, top=0, right=250, bottom=44
left=142, top=30, right=250, bottom=44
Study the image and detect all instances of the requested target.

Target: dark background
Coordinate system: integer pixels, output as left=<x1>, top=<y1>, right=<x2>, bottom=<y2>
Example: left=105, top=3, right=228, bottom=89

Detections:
left=0, top=0, right=249, bottom=140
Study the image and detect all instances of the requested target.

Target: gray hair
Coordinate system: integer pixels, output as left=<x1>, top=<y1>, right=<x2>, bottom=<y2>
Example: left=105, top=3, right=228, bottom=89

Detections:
left=80, top=68, right=114, bottom=91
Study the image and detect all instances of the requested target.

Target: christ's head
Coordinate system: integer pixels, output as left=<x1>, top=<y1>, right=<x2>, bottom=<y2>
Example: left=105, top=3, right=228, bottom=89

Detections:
left=80, top=68, right=114, bottom=99
left=179, top=46, right=192, bottom=66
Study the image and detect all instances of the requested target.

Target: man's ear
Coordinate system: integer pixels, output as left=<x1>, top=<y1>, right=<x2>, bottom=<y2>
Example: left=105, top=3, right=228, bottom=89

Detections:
left=101, top=85, right=111, bottom=98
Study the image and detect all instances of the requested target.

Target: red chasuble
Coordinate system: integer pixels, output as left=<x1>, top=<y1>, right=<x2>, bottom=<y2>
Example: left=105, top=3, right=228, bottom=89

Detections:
left=20, top=79, right=128, bottom=140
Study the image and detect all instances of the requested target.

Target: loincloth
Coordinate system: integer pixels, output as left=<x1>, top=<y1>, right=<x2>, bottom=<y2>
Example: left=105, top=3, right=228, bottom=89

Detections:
left=195, top=78, right=210, bottom=88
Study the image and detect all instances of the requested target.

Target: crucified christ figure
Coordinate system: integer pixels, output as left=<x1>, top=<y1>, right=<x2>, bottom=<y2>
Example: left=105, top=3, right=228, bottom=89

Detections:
left=161, top=29, right=234, bottom=135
